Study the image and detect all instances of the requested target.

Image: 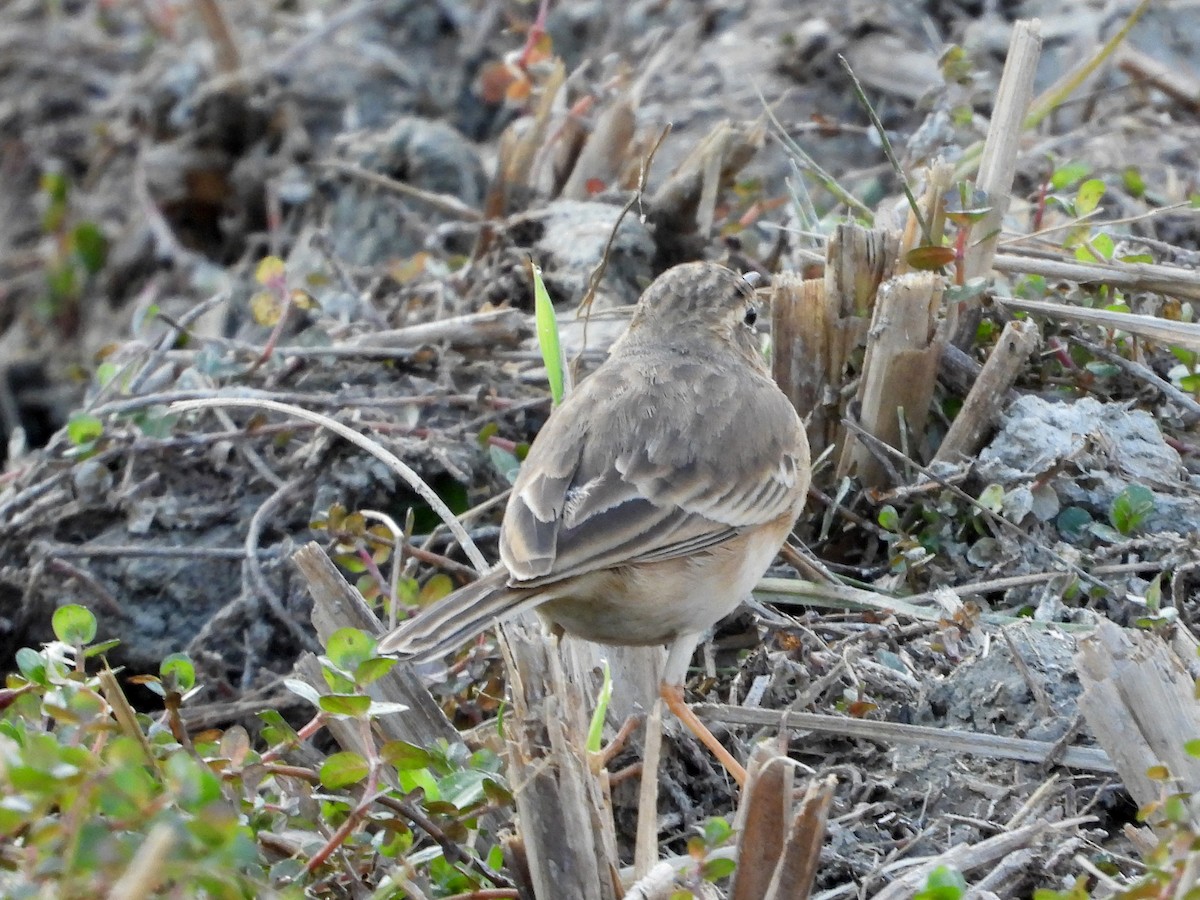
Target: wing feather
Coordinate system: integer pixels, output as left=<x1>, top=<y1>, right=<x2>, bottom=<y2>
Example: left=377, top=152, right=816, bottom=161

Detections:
left=499, top=348, right=808, bottom=588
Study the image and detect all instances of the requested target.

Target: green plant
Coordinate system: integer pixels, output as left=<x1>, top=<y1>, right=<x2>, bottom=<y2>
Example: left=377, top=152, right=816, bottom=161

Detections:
left=668, top=816, right=737, bottom=898
left=1, top=607, right=515, bottom=897
left=529, top=259, right=565, bottom=406
left=915, top=865, right=967, bottom=900
left=36, top=170, right=108, bottom=333
left=1109, top=483, right=1155, bottom=536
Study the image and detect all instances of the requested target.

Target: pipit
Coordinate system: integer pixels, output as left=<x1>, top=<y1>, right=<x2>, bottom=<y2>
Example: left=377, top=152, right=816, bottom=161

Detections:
left=379, top=261, right=811, bottom=784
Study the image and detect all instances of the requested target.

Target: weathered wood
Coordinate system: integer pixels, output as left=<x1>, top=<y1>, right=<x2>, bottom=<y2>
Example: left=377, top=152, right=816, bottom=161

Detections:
left=347, top=308, right=532, bottom=351
left=502, top=622, right=622, bottom=900
left=730, top=746, right=834, bottom=900
left=764, top=774, right=836, bottom=900
left=996, top=293, right=1200, bottom=349
left=770, top=274, right=831, bottom=453
left=837, top=272, right=943, bottom=486
left=962, top=20, right=1043, bottom=283
left=292, top=541, right=461, bottom=749
left=730, top=745, right=792, bottom=900
left=933, top=318, right=1041, bottom=464
left=772, top=225, right=898, bottom=459
left=1076, top=618, right=1200, bottom=823
left=693, top=704, right=1114, bottom=773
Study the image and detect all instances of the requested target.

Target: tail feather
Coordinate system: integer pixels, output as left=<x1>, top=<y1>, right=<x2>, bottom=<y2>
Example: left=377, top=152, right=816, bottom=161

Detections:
left=377, top=568, right=546, bottom=660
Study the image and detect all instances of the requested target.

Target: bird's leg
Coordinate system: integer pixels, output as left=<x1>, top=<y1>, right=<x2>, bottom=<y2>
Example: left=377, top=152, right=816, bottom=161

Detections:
left=661, top=632, right=747, bottom=787
left=659, top=682, right=746, bottom=787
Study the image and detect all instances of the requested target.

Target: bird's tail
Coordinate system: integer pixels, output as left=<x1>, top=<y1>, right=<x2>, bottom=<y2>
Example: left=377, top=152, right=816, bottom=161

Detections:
left=376, top=568, right=545, bottom=661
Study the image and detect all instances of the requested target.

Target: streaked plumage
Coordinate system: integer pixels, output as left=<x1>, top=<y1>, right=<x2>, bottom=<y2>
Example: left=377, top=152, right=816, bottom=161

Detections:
left=379, top=262, right=809, bottom=688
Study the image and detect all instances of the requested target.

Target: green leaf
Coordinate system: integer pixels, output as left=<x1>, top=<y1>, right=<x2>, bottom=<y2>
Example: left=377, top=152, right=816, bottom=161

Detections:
left=877, top=505, right=900, bottom=531
left=418, top=574, right=454, bottom=606
left=72, top=222, right=108, bottom=274
left=1075, top=178, right=1106, bottom=215
left=1050, top=161, right=1091, bottom=190
left=319, top=693, right=372, bottom=718
left=354, top=656, right=396, bottom=686
left=1056, top=506, right=1092, bottom=538
left=977, top=483, right=1004, bottom=513
left=476, top=421, right=499, bottom=448
left=1109, top=483, right=1155, bottom=535
left=320, top=751, right=369, bottom=788
left=254, top=255, right=287, bottom=288
left=15, top=647, right=48, bottom=684
left=1122, top=165, right=1145, bottom=197
left=701, top=857, right=737, bottom=881
left=530, top=260, right=565, bottom=406
left=1074, top=232, right=1113, bottom=262
left=1184, top=739, right=1200, bottom=758
left=67, top=414, right=104, bottom=446
left=325, top=628, right=376, bottom=671
left=1083, top=361, right=1120, bottom=379
left=702, top=816, right=733, bottom=846
left=52, top=604, right=97, bottom=645
left=906, top=245, right=956, bottom=270
left=381, top=740, right=435, bottom=771
left=438, top=768, right=491, bottom=808
left=489, top=444, right=522, bottom=485
left=159, top=653, right=195, bottom=692
left=914, top=864, right=968, bottom=900
left=258, top=709, right=300, bottom=747
left=166, top=751, right=222, bottom=810
left=82, top=638, right=120, bottom=658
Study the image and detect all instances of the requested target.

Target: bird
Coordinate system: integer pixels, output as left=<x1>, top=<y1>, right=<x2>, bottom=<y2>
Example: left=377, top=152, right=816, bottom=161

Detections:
left=378, top=261, right=811, bottom=785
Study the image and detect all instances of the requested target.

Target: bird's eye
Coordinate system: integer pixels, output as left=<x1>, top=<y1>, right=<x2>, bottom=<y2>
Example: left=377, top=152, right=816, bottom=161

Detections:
left=743, top=306, right=758, bottom=327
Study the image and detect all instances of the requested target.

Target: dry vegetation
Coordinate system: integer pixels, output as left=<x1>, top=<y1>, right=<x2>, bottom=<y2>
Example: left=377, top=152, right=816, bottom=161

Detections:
left=2, top=0, right=1200, bottom=897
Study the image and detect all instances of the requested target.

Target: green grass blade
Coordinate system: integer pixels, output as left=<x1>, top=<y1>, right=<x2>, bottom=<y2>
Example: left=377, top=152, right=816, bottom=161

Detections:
left=586, top=659, right=613, bottom=753
left=529, top=259, right=565, bottom=406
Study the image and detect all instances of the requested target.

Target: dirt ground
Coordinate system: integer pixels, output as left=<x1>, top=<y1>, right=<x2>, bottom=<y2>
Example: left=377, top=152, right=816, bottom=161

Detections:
left=2, top=0, right=1200, bottom=895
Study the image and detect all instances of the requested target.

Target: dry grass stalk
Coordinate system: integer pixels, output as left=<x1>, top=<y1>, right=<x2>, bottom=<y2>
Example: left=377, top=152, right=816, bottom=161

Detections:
left=730, top=746, right=836, bottom=900
left=193, top=0, right=242, bottom=80
left=1118, top=45, right=1200, bottom=114
left=634, top=698, right=666, bottom=881
left=932, top=318, right=1041, bottom=464
left=347, top=308, right=533, bottom=351
left=962, top=20, right=1043, bottom=284
left=562, top=96, right=637, bottom=200
left=836, top=272, right=944, bottom=486
left=777, top=224, right=898, bottom=458
left=730, top=744, right=792, bottom=900
left=762, top=774, right=837, bottom=899
left=769, top=273, right=829, bottom=449
left=501, top=622, right=623, bottom=900
left=998, top=293, right=1200, bottom=349
left=992, top=252, right=1200, bottom=303
left=1076, top=618, right=1200, bottom=826
left=693, top=704, right=1115, bottom=773
left=483, top=58, right=568, bottom=226
left=869, top=819, right=1091, bottom=900
left=650, top=119, right=765, bottom=236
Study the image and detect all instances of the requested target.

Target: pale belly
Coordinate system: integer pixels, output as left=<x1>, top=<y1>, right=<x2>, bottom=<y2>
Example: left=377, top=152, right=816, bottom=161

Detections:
left=532, top=517, right=792, bottom=646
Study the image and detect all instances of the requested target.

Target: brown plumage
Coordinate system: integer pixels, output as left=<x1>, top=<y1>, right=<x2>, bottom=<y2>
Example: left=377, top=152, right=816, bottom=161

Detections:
left=378, top=261, right=811, bottom=783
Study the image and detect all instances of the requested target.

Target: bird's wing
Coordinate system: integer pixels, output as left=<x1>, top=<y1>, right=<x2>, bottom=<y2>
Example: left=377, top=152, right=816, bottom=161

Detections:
left=500, top=353, right=808, bottom=587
